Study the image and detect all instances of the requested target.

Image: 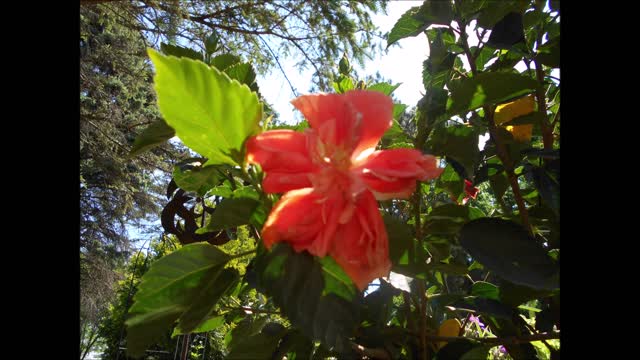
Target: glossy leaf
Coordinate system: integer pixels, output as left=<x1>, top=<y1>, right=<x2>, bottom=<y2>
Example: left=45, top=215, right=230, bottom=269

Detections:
left=368, top=82, right=401, bottom=96
left=209, top=53, right=242, bottom=71
left=129, top=119, right=175, bottom=157
left=172, top=163, right=224, bottom=196
left=428, top=124, right=479, bottom=178
left=387, top=6, right=425, bottom=48
left=447, top=72, right=538, bottom=117
left=125, top=244, right=231, bottom=357
left=202, top=197, right=261, bottom=232
left=160, top=43, right=203, bottom=61
left=471, top=281, right=500, bottom=301
left=459, top=218, right=559, bottom=290
left=255, top=244, right=360, bottom=353
left=148, top=49, right=262, bottom=166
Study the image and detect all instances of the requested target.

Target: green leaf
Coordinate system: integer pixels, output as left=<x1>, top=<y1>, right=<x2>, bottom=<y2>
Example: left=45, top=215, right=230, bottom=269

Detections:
left=202, top=197, right=260, bottom=232
left=477, top=1, right=526, bottom=29
left=172, top=315, right=225, bottom=337
left=205, top=31, right=219, bottom=54
left=148, top=49, right=262, bottom=166
left=227, top=317, right=269, bottom=350
left=499, top=280, right=555, bottom=307
left=172, top=163, right=225, bottom=196
left=255, top=244, right=360, bottom=353
left=459, top=218, right=559, bottom=290
left=393, top=103, right=408, bottom=120
left=428, top=124, right=479, bottom=178
left=436, top=164, right=464, bottom=200
left=489, top=170, right=509, bottom=200
left=436, top=339, right=476, bottom=360
left=428, top=204, right=485, bottom=221
left=273, top=329, right=314, bottom=360
left=383, top=214, right=414, bottom=264
left=447, top=72, right=538, bottom=117
left=332, top=76, right=354, bottom=94
left=474, top=46, right=497, bottom=71
left=387, top=7, right=426, bottom=48
left=160, top=43, right=203, bottom=62
left=536, top=38, right=560, bottom=68
left=227, top=324, right=287, bottom=360
left=318, top=256, right=358, bottom=300
left=175, top=268, right=239, bottom=334
left=460, top=345, right=493, bottom=360
left=209, top=53, right=242, bottom=71
left=125, top=244, right=231, bottom=357
left=225, top=62, right=259, bottom=93
left=129, top=119, right=176, bottom=157
left=486, top=12, right=525, bottom=49
left=471, top=281, right=500, bottom=301
left=367, top=82, right=401, bottom=96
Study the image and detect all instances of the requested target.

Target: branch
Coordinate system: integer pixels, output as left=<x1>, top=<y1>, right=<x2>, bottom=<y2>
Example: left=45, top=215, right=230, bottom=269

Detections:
left=351, top=342, right=391, bottom=360
left=221, top=306, right=280, bottom=315
left=418, top=332, right=560, bottom=344
left=455, top=20, right=532, bottom=235
left=256, top=35, right=299, bottom=97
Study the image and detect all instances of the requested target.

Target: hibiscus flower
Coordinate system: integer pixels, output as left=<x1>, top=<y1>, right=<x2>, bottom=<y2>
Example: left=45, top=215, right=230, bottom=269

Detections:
left=246, top=90, right=443, bottom=290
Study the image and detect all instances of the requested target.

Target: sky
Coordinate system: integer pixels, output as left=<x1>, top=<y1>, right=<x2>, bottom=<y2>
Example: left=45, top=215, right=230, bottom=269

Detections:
left=258, top=1, right=427, bottom=124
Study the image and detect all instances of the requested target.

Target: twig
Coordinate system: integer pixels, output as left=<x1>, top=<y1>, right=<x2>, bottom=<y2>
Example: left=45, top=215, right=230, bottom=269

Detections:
left=351, top=342, right=391, bottom=360
left=455, top=20, right=532, bottom=235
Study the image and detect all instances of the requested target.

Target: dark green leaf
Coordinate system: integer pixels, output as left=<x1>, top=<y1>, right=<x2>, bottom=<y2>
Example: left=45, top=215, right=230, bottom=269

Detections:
left=160, top=43, right=203, bottom=61
left=487, top=12, right=525, bottom=49
left=489, top=170, right=509, bottom=200
left=536, top=38, right=560, bottom=68
left=175, top=268, right=239, bottom=334
left=148, top=49, right=262, bottom=166
left=477, top=1, right=526, bottom=29
left=450, top=297, right=515, bottom=319
left=501, top=111, right=545, bottom=126
left=204, top=31, right=219, bottom=54
left=255, top=244, right=359, bottom=353
left=383, top=214, right=413, bottom=264
left=227, top=317, right=269, bottom=350
left=499, top=280, right=554, bottom=307
left=435, top=339, right=476, bottom=360
left=172, top=164, right=224, bottom=196
left=172, top=315, right=225, bottom=337
left=459, top=218, right=559, bottom=290
left=129, top=119, right=176, bottom=157
left=472, top=281, right=500, bottom=301
left=209, top=53, right=242, bottom=71
left=125, top=244, right=231, bottom=357
left=318, top=256, right=358, bottom=300
left=203, top=197, right=260, bottom=232
left=474, top=46, right=497, bottom=71
left=387, top=7, right=426, bottom=48
left=272, top=330, right=314, bottom=360
left=530, top=165, right=560, bottom=213
left=535, top=307, right=555, bottom=332
left=227, top=325, right=287, bottom=360
left=225, top=63, right=258, bottom=91
left=367, top=82, right=401, bottom=96
left=447, top=72, right=538, bottom=117
left=333, top=76, right=354, bottom=94
left=460, top=345, right=493, bottom=360
left=428, top=124, right=479, bottom=178
left=436, top=164, right=464, bottom=200
left=428, top=204, right=485, bottom=221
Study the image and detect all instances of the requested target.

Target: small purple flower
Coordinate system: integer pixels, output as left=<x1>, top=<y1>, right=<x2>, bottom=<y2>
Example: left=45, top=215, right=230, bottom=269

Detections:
left=498, top=345, right=507, bottom=353
left=469, top=314, right=486, bottom=329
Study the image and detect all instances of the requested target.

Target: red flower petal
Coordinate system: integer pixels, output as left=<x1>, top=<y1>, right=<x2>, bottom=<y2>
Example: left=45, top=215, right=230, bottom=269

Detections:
left=290, top=91, right=392, bottom=157
left=330, top=191, right=391, bottom=291
left=356, top=149, right=444, bottom=200
left=261, top=188, right=346, bottom=257
left=464, top=179, right=479, bottom=200
left=246, top=130, right=316, bottom=193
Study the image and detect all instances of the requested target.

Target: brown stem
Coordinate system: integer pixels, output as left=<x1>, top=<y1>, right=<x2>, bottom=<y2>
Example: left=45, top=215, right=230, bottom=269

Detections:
left=455, top=20, right=532, bottom=234
left=351, top=343, right=391, bottom=360
left=413, top=332, right=560, bottom=344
